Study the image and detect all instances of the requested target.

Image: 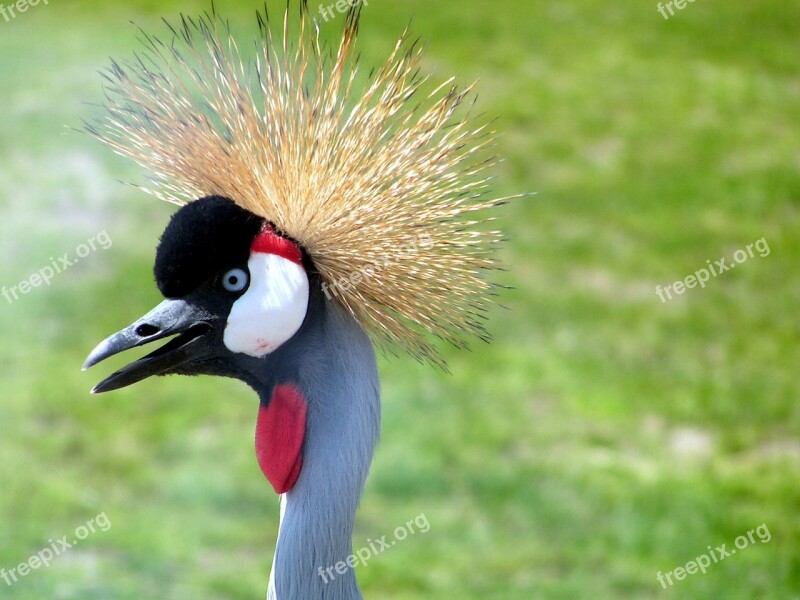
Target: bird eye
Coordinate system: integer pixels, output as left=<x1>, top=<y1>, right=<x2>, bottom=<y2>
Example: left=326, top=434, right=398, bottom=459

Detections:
left=221, top=268, right=249, bottom=293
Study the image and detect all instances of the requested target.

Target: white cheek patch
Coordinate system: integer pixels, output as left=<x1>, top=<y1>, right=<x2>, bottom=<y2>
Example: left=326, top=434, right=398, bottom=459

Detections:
left=223, top=253, right=309, bottom=357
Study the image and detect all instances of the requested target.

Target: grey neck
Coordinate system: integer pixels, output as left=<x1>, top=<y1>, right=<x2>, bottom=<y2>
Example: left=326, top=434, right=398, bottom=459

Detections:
left=260, top=301, right=381, bottom=600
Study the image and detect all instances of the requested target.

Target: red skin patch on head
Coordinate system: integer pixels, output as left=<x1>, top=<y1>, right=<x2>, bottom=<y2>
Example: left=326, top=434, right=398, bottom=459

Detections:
left=251, top=224, right=303, bottom=266
left=255, top=383, right=307, bottom=494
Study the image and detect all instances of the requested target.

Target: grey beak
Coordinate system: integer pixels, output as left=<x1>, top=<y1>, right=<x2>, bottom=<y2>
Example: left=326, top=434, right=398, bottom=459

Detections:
left=83, top=299, right=213, bottom=394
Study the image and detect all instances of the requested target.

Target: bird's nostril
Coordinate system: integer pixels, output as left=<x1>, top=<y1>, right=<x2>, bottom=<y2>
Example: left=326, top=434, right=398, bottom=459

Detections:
left=135, top=324, right=160, bottom=337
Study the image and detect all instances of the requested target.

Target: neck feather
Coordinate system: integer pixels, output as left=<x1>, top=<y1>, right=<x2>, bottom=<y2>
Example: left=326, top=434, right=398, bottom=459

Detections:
left=263, top=301, right=380, bottom=600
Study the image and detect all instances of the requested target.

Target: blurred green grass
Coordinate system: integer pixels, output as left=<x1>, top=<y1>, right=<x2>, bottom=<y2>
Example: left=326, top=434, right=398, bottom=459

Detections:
left=1, top=0, right=799, bottom=598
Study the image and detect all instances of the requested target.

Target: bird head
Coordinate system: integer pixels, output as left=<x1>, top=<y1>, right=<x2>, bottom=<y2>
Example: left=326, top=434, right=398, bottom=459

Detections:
left=83, top=196, right=312, bottom=393
left=80, top=5, right=511, bottom=593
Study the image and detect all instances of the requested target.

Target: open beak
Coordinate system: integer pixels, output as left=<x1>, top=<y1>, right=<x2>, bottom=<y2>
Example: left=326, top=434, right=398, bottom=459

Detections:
left=83, top=299, right=214, bottom=394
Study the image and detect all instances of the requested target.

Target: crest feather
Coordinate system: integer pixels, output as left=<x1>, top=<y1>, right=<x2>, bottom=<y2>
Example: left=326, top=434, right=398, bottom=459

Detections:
left=87, top=2, right=511, bottom=367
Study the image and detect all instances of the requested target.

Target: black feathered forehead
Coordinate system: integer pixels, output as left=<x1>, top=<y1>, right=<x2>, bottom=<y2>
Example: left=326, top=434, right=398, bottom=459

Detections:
left=154, top=196, right=263, bottom=298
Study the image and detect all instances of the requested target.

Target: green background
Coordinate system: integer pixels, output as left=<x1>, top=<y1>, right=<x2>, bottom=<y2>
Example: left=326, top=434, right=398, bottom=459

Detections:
left=0, top=0, right=798, bottom=598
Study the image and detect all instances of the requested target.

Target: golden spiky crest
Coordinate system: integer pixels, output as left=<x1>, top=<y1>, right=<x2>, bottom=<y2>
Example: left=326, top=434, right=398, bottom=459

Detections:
left=88, top=2, right=509, bottom=367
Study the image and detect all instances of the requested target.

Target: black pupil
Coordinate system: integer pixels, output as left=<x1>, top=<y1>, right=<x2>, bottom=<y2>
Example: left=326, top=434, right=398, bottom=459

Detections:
left=229, top=275, right=238, bottom=285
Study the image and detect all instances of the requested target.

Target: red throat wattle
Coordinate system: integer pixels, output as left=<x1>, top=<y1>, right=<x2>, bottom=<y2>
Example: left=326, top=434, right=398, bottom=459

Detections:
left=255, top=383, right=307, bottom=494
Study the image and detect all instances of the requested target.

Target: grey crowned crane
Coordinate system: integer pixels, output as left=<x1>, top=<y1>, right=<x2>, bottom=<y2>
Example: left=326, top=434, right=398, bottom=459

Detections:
left=83, top=3, right=510, bottom=599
